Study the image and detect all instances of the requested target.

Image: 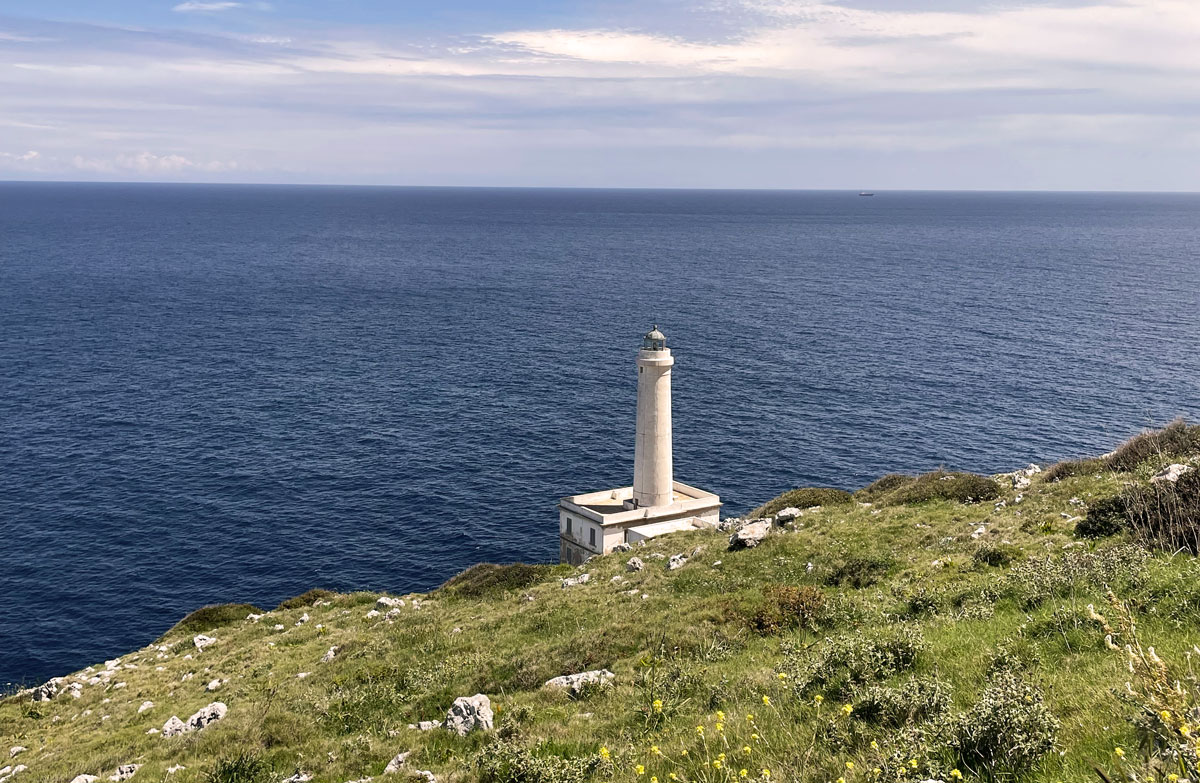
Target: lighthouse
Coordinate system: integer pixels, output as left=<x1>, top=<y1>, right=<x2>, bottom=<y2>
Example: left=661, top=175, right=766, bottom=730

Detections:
left=632, top=326, right=673, bottom=508
left=557, top=326, right=722, bottom=564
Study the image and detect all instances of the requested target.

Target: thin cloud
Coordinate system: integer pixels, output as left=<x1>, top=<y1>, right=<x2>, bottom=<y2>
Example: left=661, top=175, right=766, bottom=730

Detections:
left=172, top=2, right=243, bottom=13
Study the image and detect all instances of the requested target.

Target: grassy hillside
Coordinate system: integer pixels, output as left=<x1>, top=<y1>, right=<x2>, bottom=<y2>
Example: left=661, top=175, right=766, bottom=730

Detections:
left=4, top=425, right=1200, bottom=783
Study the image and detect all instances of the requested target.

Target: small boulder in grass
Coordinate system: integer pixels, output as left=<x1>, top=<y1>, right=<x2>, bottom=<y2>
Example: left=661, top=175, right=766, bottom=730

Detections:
left=193, top=635, right=216, bottom=652
left=383, top=752, right=411, bottom=774
left=445, top=694, right=493, bottom=736
left=108, top=765, right=139, bottom=782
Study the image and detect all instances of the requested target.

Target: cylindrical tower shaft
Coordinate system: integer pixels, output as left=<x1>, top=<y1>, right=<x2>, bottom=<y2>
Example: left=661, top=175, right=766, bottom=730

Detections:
left=633, top=326, right=674, bottom=507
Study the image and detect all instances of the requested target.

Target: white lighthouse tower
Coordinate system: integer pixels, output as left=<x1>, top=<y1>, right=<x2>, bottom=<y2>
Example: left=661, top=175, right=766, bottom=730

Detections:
left=632, top=326, right=673, bottom=508
left=557, top=326, right=721, bottom=564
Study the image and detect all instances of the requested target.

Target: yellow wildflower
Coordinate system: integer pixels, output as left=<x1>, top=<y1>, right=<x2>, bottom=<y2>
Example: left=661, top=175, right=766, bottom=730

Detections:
left=1181, top=724, right=1192, bottom=737
left=651, top=746, right=661, bottom=756
left=873, top=769, right=882, bottom=777
left=718, top=754, right=727, bottom=762
left=1168, top=776, right=1178, bottom=783
left=842, top=704, right=853, bottom=717
left=741, top=770, right=749, bottom=779
left=846, top=762, right=855, bottom=770
left=751, top=733, right=760, bottom=741
left=599, top=747, right=611, bottom=761
left=716, top=722, right=725, bottom=733
left=653, top=699, right=663, bottom=714
left=950, top=771, right=963, bottom=780
left=682, top=750, right=689, bottom=757
left=696, top=725, right=705, bottom=736
left=713, top=760, right=723, bottom=770
left=814, top=695, right=824, bottom=704
left=1115, top=748, right=1125, bottom=759
left=669, top=775, right=678, bottom=781
left=909, top=760, right=918, bottom=769
left=651, top=778, right=658, bottom=783
left=1160, top=710, right=1172, bottom=722
left=838, top=778, right=846, bottom=783
left=718, top=711, right=726, bottom=721
left=746, top=713, right=755, bottom=722
left=762, top=769, right=771, bottom=780
left=762, top=695, right=771, bottom=706
left=743, top=746, right=752, bottom=756
left=870, top=741, right=879, bottom=750
left=777, top=672, right=787, bottom=680
left=636, top=765, right=645, bottom=775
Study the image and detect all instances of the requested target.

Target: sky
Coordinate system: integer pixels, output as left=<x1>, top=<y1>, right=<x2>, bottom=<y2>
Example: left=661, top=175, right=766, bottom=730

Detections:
left=0, top=0, right=1198, bottom=189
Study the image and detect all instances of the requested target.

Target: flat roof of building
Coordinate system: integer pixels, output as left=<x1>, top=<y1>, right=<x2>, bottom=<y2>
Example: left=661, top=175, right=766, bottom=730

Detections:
left=558, top=481, right=720, bottom=525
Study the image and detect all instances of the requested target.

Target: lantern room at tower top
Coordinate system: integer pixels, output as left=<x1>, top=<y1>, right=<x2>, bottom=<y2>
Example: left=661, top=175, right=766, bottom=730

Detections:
left=557, top=326, right=721, bottom=565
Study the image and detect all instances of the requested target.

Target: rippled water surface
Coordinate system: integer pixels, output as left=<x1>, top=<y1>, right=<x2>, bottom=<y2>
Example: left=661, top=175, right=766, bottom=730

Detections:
left=2, top=184, right=1198, bottom=685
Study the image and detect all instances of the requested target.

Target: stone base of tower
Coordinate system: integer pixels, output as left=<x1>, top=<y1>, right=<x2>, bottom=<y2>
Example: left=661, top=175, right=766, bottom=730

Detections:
left=557, top=481, right=721, bottom=565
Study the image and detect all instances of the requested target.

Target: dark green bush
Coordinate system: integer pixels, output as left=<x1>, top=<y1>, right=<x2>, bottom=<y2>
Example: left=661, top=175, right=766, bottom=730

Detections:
left=1075, top=495, right=1128, bottom=539
left=948, top=670, right=1059, bottom=779
left=855, top=473, right=916, bottom=501
left=747, top=585, right=827, bottom=634
left=204, top=753, right=274, bottom=783
left=276, top=588, right=335, bottom=611
left=442, top=563, right=563, bottom=599
left=753, top=487, right=854, bottom=518
left=162, top=602, right=263, bottom=639
left=972, top=542, right=1022, bottom=567
left=825, top=554, right=895, bottom=589
left=474, top=741, right=600, bottom=783
left=882, top=470, right=1002, bottom=505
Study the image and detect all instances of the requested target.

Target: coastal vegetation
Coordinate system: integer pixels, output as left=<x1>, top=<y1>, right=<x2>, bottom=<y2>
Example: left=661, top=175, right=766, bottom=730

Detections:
left=3, top=424, right=1200, bottom=783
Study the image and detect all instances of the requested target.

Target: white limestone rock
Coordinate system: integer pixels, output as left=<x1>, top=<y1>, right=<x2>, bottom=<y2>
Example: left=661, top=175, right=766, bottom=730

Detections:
left=560, top=574, right=590, bottom=588
left=193, top=635, right=216, bottom=652
left=8, top=750, right=26, bottom=760
left=444, top=694, right=493, bottom=736
left=1152, top=463, right=1193, bottom=483
left=383, top=752, right=411, bottom=774
left=626, top=557, right=644, bottom=572
left=186, top=702, right=228, bottom=731
left=542, top=669, right=614, bottom=695
left=295, top=613, right=310, bottom=626
left=321, top=646, right=339, bottom=663
left=206, top=679, right=222, bottom=692
left=109, top=764, right=140, bottom=781
left=415, top=772, right=436, bottom=783
left=408, top=720, right=441, bottom=731
left=775, top=507, right=802, bottom=523
left=0, top=765, right=28, bottom=783
left=376, top=597, right=405, bottom=611
left=611, top=543, right=632, bottom=553
left=166, top=767, right=186, bottom=775
left=70, top=776, right=99, bottom=783
left=138, top=701, right=154, bottom=713
left=161, top=716, right=187, bottom=738
left=728, top=519, right=771, bottom=549
left=365, top=610, right=381, bottom=619
left=667, top=554, right=687, bottom=570
left=281, top=773, right=312, bottom=783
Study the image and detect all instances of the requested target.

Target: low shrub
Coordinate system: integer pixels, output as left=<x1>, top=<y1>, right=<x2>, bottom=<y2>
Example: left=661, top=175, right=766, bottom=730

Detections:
left=162, top=602, right=263, bottom=639
left=826, top=554, right=894, bottom=588
left=948, top=670, right=1060, bottom=779
left=972, top=542, right=1021, bottom=567
left=746, top=584, right=827, bottom=634
left=442, top=563, right=563, bottom=599
left=882, top=470, right=1002, bottom=505
left=752, top=487, right=854, bottom=518
left=474, top=740, right=599, bottom=783
left=1123, top=470, right=1200, bottom=554
left=1043, top=457, right=1107, bottom=482
left=1107, top=418, right=1200, bottom=471
left=1075, top=495, right=1128, bottom=539
left=204, top=752, right=274, bottom=783
left=276, top=588, right=335, bottom=611
left=855, top=473, right=915, bottom=501
left=782, top=626, right=925, bottom=697
left=1004, top=544, right=1148, bottom=609
left=849, top=675, right=952, bottom=727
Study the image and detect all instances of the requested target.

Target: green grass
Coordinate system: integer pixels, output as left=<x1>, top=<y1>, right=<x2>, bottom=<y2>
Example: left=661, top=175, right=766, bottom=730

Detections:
left=4, top=428, right=1200, bottom=783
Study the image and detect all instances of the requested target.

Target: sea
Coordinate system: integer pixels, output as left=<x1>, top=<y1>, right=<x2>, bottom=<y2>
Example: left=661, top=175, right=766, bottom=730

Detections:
left=2, top=184, right=1198, bottom=687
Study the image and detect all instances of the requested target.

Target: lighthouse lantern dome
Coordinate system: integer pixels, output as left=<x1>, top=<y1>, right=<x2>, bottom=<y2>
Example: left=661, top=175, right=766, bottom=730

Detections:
left=642, top=325, right=667, bottom=351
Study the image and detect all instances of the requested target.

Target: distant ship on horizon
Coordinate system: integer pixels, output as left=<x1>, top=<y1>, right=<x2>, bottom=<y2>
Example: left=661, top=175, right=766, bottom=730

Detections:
left=859, top=191, right=875, bottom=196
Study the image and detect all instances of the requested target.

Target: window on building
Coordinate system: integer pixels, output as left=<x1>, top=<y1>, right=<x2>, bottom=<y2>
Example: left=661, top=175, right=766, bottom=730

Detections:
left=566, top=517, right=572, bottom=534
left=589, top=528, right=596, bottom=547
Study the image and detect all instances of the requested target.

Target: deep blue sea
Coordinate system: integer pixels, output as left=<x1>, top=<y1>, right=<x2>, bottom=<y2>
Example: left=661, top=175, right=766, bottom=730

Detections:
left=2, top=184, right=1198, bottom=686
